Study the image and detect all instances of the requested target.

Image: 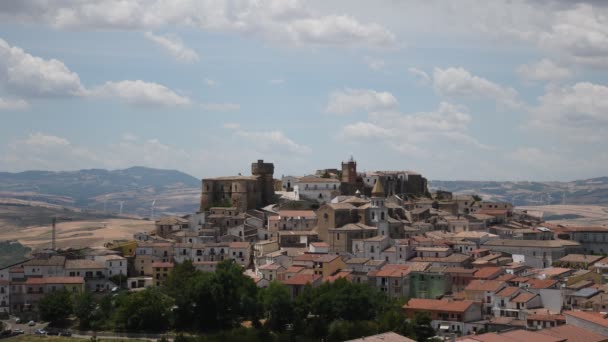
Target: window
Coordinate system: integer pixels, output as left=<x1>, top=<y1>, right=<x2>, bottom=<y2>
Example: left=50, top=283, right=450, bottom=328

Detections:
left=337, top=233, right=340, bottom=240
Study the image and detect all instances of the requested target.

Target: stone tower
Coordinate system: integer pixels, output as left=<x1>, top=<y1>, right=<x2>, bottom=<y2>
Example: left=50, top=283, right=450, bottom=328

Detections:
left=370, top=180, right=389, bottom=236
left=251, top=159, right=275, bottom=206
left=341, top=156, right=357, bottom=184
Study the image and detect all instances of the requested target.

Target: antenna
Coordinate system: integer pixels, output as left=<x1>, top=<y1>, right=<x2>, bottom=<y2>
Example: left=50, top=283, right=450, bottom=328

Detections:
left=51, top=217, right=56, bottom=251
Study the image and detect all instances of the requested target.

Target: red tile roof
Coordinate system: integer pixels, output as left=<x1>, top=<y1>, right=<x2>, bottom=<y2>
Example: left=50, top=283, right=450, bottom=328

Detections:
left=526, top=278, right=558, bottom=289
left=465, top=280, right=505, bottom=292
left=511, top=292, right=536, bottom=303
left=368, top=264, right=410, bottom=278
left=536, top=324, right=605, bottom=342
left=495, top=286, right=519, bottom=297
left=473, top=267, right=503, bottom=279
left=26, top=277, right=84, bottom=285
left=564, top=310, right=608, bottom=328
left=403, top=299, right=475, bottom=313
left=282, top=273, right=321, bottom=286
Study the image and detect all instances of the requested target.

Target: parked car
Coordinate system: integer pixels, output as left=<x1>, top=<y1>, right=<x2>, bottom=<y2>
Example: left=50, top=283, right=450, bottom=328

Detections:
left=12, top=329, right=24, bottom=335
left=46, top=329, right=59, bottom=336
left=27, top=320, right=36, bottom=326
left=34, top=329, right=46, bottom=335
left=14, top=318, right=21, bottom=324
left=59, top=331, right=72, bottom=337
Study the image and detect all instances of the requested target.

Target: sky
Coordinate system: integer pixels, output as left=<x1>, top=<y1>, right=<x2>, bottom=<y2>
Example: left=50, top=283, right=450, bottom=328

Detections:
left=1, top=0, right=608, bottom=181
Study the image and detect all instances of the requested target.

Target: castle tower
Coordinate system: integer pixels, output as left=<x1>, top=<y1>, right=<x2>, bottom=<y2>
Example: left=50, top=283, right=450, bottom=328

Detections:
left=370, top=180, right=389, bottom=236
left=341, top=156, right=357, bottom=184
left=251, top=159, right=275, bottom=206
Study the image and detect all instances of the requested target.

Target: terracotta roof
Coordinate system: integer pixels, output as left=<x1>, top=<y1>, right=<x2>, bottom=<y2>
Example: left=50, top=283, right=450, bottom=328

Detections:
left=310, top=242, right=329, bottom=247
left=345, top=332, right=416, bottom=342
left=278, top=210, right=316, bottom=218
left=474, top=267, right=503, bottom=279
left=444, top=267, right=477, bottom=275
left=9, top=267, right=24, bottom=273
left=324, top=270, right=353, bottom=283
left=483, top=239, right=580, bottom=248
left=465, top=280, right=505, bottom=292
left=23, top=256, right=66, bottom=267
left=511, top=292, right=536, bottom=303
left=65, top=259, right=105, bottom=269
left=293, top=254, right=341, bottom=263
left=285, top=266, right=305, bottom=273
left=259, top=263, right=283, bottom=271
left=369, top=264, right=410, bottom=278
left=495, top=286, right=519, bottom=297
left=527, top=314, right=565, bottom=322
left=404, top=299, right=475, bottom=313
left=559, top=254, right=603, bottom=264
left=229, top=242, right=250, bottom=248
left=282, top=273, right=321, bottom=286
left=564, top=310, right=608, bottom=328
left=526, top=278, right=558, bottom=289
left=536, top=324, right=605, bottom=342
left=26, top=277, right=84, bottom=285
left=496, top=274, right=516, bottom=281
left=151, top=262, right=174, bottom=268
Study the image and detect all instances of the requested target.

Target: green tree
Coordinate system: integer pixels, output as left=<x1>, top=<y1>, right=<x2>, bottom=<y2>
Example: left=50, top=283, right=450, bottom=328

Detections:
left=114, top=287, right=174, bottom=331
left=74, top=291, right=95, bottom=329
left=38, top=288, right=73, bottom=324
left=412, top=312, right=435, bottom=341
left=259, top=281, right=294, bottom=331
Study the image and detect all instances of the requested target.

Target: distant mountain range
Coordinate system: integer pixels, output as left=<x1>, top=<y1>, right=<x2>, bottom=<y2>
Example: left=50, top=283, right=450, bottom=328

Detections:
left=0, top=167, right=201, bottom=217
left=429, top=177, right=608, bottom=206
left=0, top=167, right=607, bottom=220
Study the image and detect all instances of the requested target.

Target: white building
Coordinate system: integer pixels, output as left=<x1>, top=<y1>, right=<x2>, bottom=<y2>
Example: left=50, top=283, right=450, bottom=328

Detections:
left=294, top=177, right=340, bottom=203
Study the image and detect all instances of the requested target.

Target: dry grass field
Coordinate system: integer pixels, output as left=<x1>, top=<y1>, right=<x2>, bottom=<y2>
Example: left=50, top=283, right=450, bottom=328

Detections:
left=517, top=204, right=608, bottom=226
left=0, top=218, right=154, bottom=250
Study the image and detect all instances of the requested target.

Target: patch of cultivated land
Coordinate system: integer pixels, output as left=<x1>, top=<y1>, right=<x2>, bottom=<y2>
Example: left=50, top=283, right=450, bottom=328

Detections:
left=0, top=204, right=153, bottom=250
left=517, top=204, right=608, bottom=226
left=0, top=219, right=154, bottom=250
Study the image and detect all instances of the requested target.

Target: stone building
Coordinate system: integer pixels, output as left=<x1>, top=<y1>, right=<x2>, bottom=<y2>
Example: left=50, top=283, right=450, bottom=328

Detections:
left=200, top=160, right=275, bottom=212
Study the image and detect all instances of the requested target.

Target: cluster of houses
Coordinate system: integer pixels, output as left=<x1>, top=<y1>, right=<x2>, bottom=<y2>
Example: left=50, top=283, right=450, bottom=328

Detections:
left=2, top=159, right=608, bottom=341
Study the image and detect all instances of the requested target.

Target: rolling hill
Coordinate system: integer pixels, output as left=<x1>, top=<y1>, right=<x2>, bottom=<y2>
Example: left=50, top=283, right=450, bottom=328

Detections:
left=429, top=177, right=608, bottom=206
left=0, top=167, right=201, bottom=217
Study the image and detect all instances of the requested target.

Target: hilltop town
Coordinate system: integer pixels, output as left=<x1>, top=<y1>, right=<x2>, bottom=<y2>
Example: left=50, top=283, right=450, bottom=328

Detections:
left=2, top=158, right=608, bottom=341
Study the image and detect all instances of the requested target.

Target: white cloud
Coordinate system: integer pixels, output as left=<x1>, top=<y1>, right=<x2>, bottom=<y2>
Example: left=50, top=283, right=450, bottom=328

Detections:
left=200, top=103, right=240, bottom=112
left=89, top=80, right=191, bottom=107
left=516, top=58, right=572, bottom=82
left=144, top=32, right=199, bottom=63
left=0, top=38, right=85, bottom=97
left=0, top=97, right=28, bottom=110
left=326, top=88, right=398, bottom=114
left=432, top=67, right=521, bottom=108
left=408, top=67, right=431, bottom=85
left=285, top=15, right=395, bottom=47
left=269, top=79, right=285, bottom=85
left=340, top=102, right=487, bottom=155
left=364, top=56, right=385, bottom=71
left=529, top=82, right=608, bottom=141
left=538, top=4, right=608, bottom=68
left=225, top=124, right=311, bottom=155
left=0, top=1, right=396, bottom=49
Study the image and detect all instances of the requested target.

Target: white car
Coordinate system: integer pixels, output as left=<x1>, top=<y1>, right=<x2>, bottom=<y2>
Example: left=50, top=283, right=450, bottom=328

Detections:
left=27, top=320, right=36, bottom=326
